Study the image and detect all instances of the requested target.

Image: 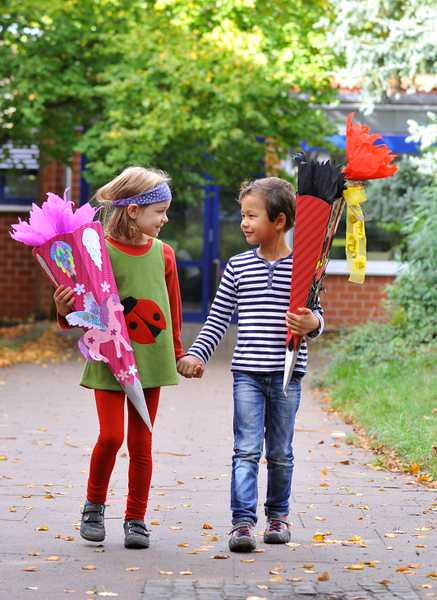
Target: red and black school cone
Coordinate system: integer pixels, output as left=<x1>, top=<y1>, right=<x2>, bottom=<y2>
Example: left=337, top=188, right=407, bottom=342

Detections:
left=283, top=156, right=345, bottom=392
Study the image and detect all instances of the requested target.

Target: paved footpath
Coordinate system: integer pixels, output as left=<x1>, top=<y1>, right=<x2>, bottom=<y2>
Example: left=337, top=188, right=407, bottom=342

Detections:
left=0, top=328, right=436, bottom=600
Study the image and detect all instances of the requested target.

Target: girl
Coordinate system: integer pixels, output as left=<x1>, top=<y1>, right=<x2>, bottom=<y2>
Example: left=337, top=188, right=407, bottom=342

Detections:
left=54, top=167, right=184, bottom=549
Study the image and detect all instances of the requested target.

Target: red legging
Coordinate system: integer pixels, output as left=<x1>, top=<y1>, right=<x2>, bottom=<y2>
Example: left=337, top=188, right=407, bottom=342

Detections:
left=87, top=387, right=160, bottom=521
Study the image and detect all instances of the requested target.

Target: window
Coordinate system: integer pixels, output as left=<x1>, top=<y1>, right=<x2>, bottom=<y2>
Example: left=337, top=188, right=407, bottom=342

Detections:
left=0, top=170, right=38, bottom=207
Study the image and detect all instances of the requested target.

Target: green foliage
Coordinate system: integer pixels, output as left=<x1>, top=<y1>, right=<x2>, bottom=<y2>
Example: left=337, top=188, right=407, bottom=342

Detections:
left=364, top=156, right=429, bottom=236
left=326, top=0, right=437, bottom=112
left=386, top=186, right=437, bottom=345
left=0, top=0, right=337, bottom=193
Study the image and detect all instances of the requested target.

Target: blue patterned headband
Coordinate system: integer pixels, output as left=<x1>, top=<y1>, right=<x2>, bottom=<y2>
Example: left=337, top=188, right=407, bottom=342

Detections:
left=112, top=182, right=172, bottom=207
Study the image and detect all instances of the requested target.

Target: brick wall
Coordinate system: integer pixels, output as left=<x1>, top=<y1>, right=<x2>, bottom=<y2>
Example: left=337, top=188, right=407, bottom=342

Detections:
left=321, top=274, right=394, bottom=329
left=0, top=157, right=82, bottom=322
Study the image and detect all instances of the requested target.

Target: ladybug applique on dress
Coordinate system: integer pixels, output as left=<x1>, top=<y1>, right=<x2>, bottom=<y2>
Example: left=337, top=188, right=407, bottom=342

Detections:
left=121, top=296, right=166, bottom=344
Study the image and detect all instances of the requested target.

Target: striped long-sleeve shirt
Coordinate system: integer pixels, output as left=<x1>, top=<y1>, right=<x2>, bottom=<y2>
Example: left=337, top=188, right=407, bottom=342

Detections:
left=188, top=249, right=324, bottom=374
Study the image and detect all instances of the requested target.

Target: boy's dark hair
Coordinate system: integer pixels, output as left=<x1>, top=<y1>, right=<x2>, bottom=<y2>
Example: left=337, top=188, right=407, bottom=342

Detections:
left=239, top=177, right=295, bottom=231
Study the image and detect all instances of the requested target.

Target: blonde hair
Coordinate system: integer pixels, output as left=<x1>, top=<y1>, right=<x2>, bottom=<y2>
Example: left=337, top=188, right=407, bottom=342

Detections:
left=96, top=166, right=170, bottom=241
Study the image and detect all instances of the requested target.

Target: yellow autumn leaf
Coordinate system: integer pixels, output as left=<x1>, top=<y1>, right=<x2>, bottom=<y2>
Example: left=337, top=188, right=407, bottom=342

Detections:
left=202, top=522, right=214, bottom=529
left=47, top=555, right=60, bottom=561
left=312, top=533, right=326, bottom=543
left=345, top=563, right=365, bottom=570
left=179, top=571, right=192, bottom=576
left=318, top=571, right=330, bottom=581
left=36, top=525, right=49, bottom=531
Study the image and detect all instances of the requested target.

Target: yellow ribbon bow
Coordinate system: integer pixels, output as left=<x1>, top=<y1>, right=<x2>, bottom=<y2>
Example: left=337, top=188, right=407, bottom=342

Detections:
left=343, top=184, right=367, bottom=284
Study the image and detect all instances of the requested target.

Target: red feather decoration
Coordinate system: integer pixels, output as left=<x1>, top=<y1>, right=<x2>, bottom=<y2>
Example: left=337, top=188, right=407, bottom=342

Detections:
left=343, top=113, right=398, bottom=180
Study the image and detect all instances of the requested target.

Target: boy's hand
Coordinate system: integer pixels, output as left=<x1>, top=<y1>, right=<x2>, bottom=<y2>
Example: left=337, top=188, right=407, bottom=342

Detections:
left=286, top=307, right=320, bottom=336
left=53, top=284, right=75, bottom=317
left=177, top=355, right=204, bottom=379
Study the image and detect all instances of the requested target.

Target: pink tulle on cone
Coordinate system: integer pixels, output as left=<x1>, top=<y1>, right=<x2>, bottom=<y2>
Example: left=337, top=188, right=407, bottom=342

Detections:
left=10, top=190, right=152, bottom=431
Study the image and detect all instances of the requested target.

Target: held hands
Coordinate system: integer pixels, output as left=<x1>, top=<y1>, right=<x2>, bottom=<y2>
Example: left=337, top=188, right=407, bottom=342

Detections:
left=177, top=355, right=205, bottom=379
left=286, top=307, right=320, bottom=336
left=53, top=284, right=75, bottom=317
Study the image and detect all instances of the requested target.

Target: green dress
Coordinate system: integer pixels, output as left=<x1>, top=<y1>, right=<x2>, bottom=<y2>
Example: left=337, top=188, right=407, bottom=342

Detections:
left=80, top=239, right=178, bottom=391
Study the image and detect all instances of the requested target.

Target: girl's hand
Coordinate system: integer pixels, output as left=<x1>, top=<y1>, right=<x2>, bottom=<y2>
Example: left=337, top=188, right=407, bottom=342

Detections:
left=177, top=355, right=205, bottom=379
left=286, top=307, right=320, bottom=336
left=53, top=284, right=75, bottom=317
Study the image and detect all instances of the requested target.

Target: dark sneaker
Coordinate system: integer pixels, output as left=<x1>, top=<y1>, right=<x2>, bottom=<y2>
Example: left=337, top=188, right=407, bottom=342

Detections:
left=264, top=518, right=290, bottom=544
left=228, top=522, right=256, bottom=553
left=124, top=520, right=150, bottom=549
left=80, top=501, right=105, bottom=542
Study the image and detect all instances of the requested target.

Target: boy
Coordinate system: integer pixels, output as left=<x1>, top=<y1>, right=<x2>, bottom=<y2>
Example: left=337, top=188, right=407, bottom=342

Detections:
left=177, top=177, right=323, bottom=552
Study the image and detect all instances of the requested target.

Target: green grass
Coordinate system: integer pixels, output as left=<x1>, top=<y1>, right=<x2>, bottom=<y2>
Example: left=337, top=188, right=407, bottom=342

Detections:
left=325, top=349, right=437, bottom=479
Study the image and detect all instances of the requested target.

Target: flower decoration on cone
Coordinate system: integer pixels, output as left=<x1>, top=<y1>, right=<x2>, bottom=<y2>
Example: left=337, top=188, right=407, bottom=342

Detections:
left=343, top=113, right=398, bottom=283
left=10, top=190, right=152, bottom=432
left=283, top=154, right=345, bottom=391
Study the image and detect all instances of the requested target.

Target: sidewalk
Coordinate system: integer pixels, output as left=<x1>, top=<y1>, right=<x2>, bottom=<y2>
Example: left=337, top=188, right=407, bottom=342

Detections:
left=0, top=330, right=436, bottom=599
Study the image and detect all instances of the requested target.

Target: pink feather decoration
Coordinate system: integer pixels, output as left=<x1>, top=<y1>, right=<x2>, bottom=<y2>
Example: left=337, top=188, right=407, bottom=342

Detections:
left=10, top=188, right=97, bottom=247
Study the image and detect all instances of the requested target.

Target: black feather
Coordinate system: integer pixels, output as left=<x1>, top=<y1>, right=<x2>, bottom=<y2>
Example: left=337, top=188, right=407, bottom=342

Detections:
left=294, top=153, right=345, bottom=203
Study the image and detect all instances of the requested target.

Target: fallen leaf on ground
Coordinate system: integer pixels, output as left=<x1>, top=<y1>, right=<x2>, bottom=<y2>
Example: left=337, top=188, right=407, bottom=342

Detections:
left=150, top=520, right=160, bottom=526
left=257, top=585, right=268, bottom=590
left=286, top=542, right=301, bottom=548
left=82, top=565, right=97, bottom=571
left=97, top=593, right=119, bottom=598
left=288, top=577, right=302, bottom=582
left=169, top=526, right=182, bottom=531
left=427, top=572, right=437, bottom=578
left=318, top=572, right=330, bottom=581
left=303, top=564, right=314, bottom=569
left=241, top=559, right=255, bottom=563
left=378, top=580, right=391, bottom=586
left=211, top=554, right=229, bottom=559
left=126, top=567, right=139, bottom=572
left=159, top=570, right=174, bottom=575
left=0, top=455, right=8, bottom=461
left=202, top=522, right=214, bottom=529
left=23, top=566, right=38, bottom=572
left=269, top=575, right=283, bottom=583
left=364, top=560, right=379, bottom=568
left=36, top=525, right=48, bottom=531
left=312, top=533, right=327, bottom=543
left=345, top=563, right=365, bottom=571
left=46, top=556, right=60, bottom=561
left=177, top=543, right=189, bottom=548
left=179, top=571, right=192, bottom=576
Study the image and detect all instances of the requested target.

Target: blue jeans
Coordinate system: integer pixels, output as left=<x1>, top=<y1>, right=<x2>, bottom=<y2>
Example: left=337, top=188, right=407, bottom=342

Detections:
left=231, top=371, right=301, bottom=525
